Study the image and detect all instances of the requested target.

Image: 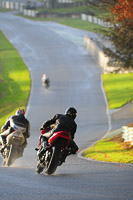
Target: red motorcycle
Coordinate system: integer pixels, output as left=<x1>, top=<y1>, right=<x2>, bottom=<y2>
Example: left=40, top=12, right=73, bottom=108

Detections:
left=36, top=130, right=71, bottom=175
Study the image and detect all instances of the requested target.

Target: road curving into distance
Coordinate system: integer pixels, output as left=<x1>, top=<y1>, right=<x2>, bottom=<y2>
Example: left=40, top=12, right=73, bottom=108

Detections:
left=0, top=11, right=132, bottom=200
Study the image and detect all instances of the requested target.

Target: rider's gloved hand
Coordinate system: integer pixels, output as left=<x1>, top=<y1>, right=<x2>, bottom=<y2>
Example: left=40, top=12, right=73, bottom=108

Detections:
left=40, top=125, right=46, bottom=130
left=40, top=123, right=49, bottom=130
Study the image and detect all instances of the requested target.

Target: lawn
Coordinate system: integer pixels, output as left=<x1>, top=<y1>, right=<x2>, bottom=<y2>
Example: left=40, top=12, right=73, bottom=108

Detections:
left=37, top=4, right=110, bottom=19
left=0, top=31, right=31, bottom=128
left=102, top=73, right=133, bottom=109
left=83, top=132, right=133, bottom=164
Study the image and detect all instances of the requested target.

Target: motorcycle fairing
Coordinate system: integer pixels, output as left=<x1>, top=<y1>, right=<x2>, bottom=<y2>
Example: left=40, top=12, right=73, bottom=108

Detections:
left=7, top=130, right=25, bottom=145
left=48, top=131, right=70, bottom=147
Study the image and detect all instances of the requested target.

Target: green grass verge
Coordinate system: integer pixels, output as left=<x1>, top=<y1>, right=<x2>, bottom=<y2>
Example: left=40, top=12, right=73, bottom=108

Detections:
left=0, top=31, right=31, bottom=128
left=37, top=4, right=110, bottom=20
left=102, top=73, right=133, bottom=109
left=83, top=136, right=133, bottom=164
left=0, top=8, right=15, bottom=12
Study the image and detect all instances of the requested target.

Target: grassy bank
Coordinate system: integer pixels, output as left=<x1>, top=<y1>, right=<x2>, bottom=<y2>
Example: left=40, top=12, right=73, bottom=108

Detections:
left=37, top=4, right=110, bottom=20
left=102, top=73, right=133, bottom=109
left=83, top=132, right=133, bottom=164
left=0, top=8, right=13, bottom=12
left=0, top=31, right=31, bottom=128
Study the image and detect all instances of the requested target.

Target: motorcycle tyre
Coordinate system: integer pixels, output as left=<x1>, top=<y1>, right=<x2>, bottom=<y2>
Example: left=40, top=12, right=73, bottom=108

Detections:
left=3, top=145, right=15, bottom=166
left=36, top=157, right=44, bottom=174
left=45, top=146, right=61, bottom=175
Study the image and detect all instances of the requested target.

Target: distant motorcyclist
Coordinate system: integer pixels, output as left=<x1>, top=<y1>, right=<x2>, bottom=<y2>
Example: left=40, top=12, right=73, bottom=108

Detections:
left=0, top=108, right=30, bottom=153
left=41, top=73, right=50, bottom=89
left=37, top=107, right=79, bottom=161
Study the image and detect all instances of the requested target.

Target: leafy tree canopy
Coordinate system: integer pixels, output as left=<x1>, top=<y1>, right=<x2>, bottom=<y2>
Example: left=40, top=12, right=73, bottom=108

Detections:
left=107, top=0, right=133, bottom=68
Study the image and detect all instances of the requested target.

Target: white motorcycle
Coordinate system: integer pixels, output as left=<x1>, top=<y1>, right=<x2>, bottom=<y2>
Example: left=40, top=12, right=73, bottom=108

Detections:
left=0, top=130, right=25, bottom=166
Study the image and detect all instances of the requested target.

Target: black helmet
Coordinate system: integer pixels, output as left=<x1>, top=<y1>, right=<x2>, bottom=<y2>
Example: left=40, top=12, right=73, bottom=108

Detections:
left=65, top=107, right=77, bottom=119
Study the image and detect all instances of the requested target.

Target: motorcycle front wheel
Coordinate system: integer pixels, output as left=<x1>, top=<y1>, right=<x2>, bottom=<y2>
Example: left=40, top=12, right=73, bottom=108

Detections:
left=45, top=146, right=61, bottom=175
left=36, top=156, right=45, bottom=174
left=3, top=145, right=15, bottom=166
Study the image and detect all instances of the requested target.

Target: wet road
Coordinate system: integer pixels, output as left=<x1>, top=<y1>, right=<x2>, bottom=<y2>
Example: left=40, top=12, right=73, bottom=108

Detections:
left=0, top=11, right=132, bottom=200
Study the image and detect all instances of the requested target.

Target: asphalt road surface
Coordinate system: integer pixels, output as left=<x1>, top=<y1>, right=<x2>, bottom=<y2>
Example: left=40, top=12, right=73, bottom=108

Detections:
left=0, top=11, right=132, bottom=200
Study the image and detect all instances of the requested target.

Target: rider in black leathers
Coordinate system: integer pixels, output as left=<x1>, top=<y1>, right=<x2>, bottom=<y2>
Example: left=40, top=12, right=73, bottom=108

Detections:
left=38, top=107, right=79, bottom=161
left=0, top=109, right=30, bottom=153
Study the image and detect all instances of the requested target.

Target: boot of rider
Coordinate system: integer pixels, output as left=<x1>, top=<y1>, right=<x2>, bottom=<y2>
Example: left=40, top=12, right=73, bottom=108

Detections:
left=37, top=138, right=48, bottom=156
left=40, top=135, right=48, bottom=149
left=60, top=149, right=69, bottom=163
left=0, top=135, right=7, bottom=153
left=35, top=136, right=47, bottom=151
left=42, top=140, right=47, bottom=150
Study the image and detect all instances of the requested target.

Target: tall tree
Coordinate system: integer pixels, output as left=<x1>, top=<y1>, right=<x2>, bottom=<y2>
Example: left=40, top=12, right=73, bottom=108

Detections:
left=108, top=0, right=133, bottom=68
left=112, top=0, right=132, bottom=23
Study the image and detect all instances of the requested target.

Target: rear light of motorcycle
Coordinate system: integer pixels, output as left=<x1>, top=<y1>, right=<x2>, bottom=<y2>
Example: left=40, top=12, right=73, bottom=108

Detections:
left=12, top=136, right=21, bottom=140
